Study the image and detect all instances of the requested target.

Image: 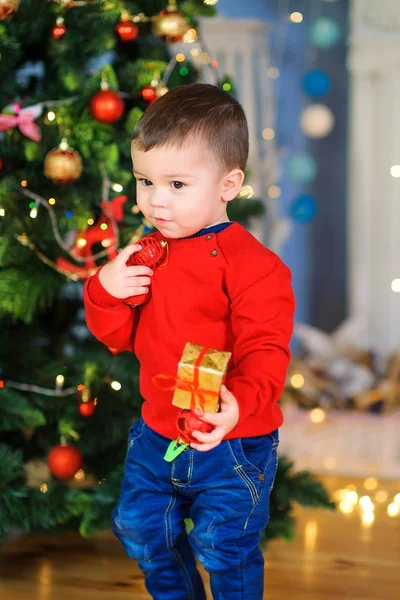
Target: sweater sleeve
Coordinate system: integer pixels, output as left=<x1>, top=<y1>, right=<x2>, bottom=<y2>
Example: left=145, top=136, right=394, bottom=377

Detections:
left=83, top=270, right=139, bottom=352
left=224, top=253, right=295, bottom=424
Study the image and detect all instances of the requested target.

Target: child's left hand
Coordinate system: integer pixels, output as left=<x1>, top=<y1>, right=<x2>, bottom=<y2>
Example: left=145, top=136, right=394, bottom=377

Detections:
left=190, top=385, right=239, bottom=452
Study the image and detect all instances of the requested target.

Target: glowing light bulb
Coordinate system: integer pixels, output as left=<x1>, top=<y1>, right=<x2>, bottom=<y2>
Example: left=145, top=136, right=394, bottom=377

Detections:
left=290, top=12, right=303, bottom=23
left=291, top=374, right=304, bottom=388
left=387, top=503, right=399, bottom=517
left=364, top=477, right=378, bottom=491
left=176, top=53, right=186, bottom=62
left=390, top=165, right=400, bottom=178
left=47, top=111, right=56, bottom=121
left=76, top=238, right=87, bottom=248
left=111, top=381, right=122, bottom=391
left=359, top=496, right=373, bottom=509
left=87, top=218, right=94, bottom=225
left=361, top=511, right=375, bottom=526
left=391, top=279, right=400, bottom=293
left=309, top=408, right=326, bottom=424
left=112, top=183, right=123, bottom=192
left=0, top=207, right=5, bottom=217
left=48, top=197, right=56, bottom=205
left=262, top=128, right=275, bottom=140
left=30, top=207, right=38, bottom=219
left=394, top=493, right=400, bottom=505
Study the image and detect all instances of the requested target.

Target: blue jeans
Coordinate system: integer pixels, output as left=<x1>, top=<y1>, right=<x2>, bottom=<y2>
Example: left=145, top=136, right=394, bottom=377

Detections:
left=112, top=418, right=279, bottom=600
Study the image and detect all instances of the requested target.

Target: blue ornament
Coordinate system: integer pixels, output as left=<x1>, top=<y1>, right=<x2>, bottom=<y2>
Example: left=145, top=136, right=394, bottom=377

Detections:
left=286, top=153, right=317, bottom=183
left=143, top=225, right=152, bottom=233
left=303, top=70, right=331, bottom=97
left=66, top=211, right=73, bottom=218
left=309, top=18, right=341, bottom=49
left=290, top=194, right=318, bottom=222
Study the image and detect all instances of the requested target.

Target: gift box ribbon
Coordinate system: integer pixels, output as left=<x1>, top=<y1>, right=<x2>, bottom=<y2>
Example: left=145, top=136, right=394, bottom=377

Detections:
left=152, top=346, right=219, bottom=411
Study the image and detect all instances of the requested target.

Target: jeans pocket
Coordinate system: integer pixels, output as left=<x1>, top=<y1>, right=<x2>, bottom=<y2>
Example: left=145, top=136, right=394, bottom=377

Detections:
left=238, top=430, right=279, bottom=476
left=125, top=417, right=145, bottom=458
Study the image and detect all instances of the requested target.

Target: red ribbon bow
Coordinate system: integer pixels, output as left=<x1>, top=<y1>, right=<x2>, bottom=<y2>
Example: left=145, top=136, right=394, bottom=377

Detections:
left=152, top=346, right=219, bottom=411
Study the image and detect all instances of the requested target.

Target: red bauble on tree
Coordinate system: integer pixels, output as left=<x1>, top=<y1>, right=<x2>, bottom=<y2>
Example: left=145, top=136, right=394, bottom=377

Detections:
left=79, top=400, right=97, bottom=417
left=176, top=409, right=214, bottom=444
left=51, top=17, right=67, bottom=39
left=115, top=17, right=139, bottom=42
left=47, top=444, right=83, bottom=480
left=139, top=85, right=158, bottom=104
left=90, top=88, right=125, bottom=124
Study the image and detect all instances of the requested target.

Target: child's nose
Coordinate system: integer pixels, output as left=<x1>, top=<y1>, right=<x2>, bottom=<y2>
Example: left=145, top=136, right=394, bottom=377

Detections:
left=149, top=188, right=167, bottom=208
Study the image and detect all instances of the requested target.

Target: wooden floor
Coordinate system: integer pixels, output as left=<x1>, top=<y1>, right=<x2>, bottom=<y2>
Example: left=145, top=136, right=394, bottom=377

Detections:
left=1, top=476, right=399, bottom=600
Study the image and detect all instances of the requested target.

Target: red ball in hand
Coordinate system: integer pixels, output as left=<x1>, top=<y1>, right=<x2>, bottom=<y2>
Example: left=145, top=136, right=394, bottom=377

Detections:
left=126, top=237, right=167, bottom=270
left=47, top=444, right=83, bottom=480
left=176, top=409, right=214, bottom=444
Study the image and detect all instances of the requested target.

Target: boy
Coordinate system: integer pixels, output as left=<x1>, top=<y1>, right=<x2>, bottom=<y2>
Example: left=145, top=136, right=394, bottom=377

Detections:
left=83, top=83, right=295, bottom=600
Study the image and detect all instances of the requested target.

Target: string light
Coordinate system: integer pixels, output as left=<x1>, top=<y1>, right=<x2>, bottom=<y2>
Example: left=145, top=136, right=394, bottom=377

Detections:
left=203, top=0, right=218, bottom=5
left=222, top=83, right=232, bottom=92
left=290, top=12, right=303, bottom=23
left=21, top=180, right=28, bottom=187
left=394, top=493, right=400, bottom=505
left=111, top=381, right=122, bottom=391
left=309, top=408, right=326, bottom=424
left=100, top=223, right=108, bottom=230
left=391, top=279, right=400, bottom=292
left=76, top=238, right=87, bottom=248
left=375, top=490, right=389, bottom=503
left=30, top=206, right=38, bottom=219
left=74, top=469, right=85, bottom=480
left=39, top=484, right=48, bottom=494
left=267, top=67, right=280, bottom=79
left=48, top=197, right=56, bottom=205
left=112, top=183, right=123, bottom=192
left=361, top=511, right=375, bottom=527
left=364, top=477, right=378, bottom=491
left=0, top=206, right=5, bottom=217
left=87, top=218, right=94, bottom=225
left=291, top=373, right=304, bottom=388
left=262, top=127, right=275, bottom=140
left=55, top=374, right=64, bottom=391
left=176, top=53, right=186, bottom=62
left=47, top=111, right=56, bottom=121
left=390, top=165, right=400, bottom=178
left=387, top=503, right=399, bottom=517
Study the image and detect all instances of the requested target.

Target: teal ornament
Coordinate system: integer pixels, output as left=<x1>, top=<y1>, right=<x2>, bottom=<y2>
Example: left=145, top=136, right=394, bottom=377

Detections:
left=309, top=18, right=341, bottom=49
left=286, top=153, right=317, bottom=183
left=290, top=194, right=318, bottom=222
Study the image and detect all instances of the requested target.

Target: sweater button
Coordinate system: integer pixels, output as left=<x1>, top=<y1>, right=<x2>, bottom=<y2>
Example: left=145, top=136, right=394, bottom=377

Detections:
left=210, top=249, right=218, bottom=257
left=258, top=474, right=265, bottom=481
left=205, top=234, right=213, bottom=241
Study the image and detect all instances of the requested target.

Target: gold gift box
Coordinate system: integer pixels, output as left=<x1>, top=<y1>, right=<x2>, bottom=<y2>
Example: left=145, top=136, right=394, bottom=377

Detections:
left=172, top=343, right=232, bottom=413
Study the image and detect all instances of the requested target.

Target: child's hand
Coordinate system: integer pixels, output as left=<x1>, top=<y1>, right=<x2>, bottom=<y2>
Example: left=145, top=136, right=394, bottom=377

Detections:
left=190, top=385, right=239, bottom=452
left=99, top=244, right=153, bottom=299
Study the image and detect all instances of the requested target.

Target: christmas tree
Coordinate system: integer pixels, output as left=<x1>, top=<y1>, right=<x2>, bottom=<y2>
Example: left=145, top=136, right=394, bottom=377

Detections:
left=0, top=0, right=333, bottom=544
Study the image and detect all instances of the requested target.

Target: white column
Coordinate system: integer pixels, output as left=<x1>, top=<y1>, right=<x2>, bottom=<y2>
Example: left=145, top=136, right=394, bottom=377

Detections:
left=349, top=0, right=400, bottom=355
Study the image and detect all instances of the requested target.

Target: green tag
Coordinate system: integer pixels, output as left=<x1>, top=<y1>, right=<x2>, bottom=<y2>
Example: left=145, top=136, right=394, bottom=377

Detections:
left=164, top=439, right=189, bottom=462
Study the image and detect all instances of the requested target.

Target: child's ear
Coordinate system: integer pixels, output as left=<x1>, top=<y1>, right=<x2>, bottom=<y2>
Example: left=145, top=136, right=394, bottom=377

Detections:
left=221, top=169, right=245, bottom=202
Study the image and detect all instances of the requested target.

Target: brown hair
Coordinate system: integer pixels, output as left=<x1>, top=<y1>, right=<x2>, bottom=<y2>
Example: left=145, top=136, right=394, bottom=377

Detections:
left=132, top=83, right=249, bottom=172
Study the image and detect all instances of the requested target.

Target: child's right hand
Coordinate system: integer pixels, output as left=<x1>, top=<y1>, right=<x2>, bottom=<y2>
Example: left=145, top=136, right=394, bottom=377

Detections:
left=99, top=244, right=153, bottom=299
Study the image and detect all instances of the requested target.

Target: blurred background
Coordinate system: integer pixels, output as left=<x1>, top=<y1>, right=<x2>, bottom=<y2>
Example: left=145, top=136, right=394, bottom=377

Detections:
left=1, top=1, right=399, bottom=599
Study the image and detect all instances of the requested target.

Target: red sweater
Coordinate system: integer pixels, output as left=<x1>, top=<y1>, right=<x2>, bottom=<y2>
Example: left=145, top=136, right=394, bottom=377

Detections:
left=83, top=222, right=295, bottom=440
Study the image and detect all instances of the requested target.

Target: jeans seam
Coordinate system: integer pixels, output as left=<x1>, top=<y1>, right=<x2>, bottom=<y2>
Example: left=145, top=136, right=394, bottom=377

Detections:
left=227, top=441, right=259, bottom=505
left=165, top=491, right=195, bottom=600
left=171, top=449, right=194, bottom=487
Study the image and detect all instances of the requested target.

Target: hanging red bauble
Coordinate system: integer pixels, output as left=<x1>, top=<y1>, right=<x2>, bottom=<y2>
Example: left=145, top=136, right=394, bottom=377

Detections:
left=0, top=0, right=20, bottom=21
left=139, top=85, right=158, bottom=104
left=51, top=17, right=67, bottom=39
left=90, top=89, right=125, bottom=124
left=47, top=444, right=83, bottom=480
left=152, top=5, right=189, bottom=43
left=44, top=139, right=83, bottom=185
left=126, top=237, right=168, bottom=270
left=115, top=18, right=139, bottom=42
left=176, top=409, right=214, bottom=444
left=79, top=400, right=97, bottom=417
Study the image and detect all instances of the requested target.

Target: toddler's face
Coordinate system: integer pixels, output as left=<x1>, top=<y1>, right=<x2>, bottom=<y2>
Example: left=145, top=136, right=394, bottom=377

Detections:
left=131, top=138, right=234, bottom=239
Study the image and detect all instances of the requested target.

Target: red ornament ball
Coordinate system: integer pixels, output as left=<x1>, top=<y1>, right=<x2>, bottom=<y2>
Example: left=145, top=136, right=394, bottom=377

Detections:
left=126, top=237, right=167, bottom=270
left=115, top=19, right=139, bottom=41
left=79, top=400, right=96, bottom=417
left=47, top=444, right=83, bottom=480
left=139, top=85, right=158, bottom=104
left=90, top=90, right=125, bottom=124
left=51, top=19, right=67, bottom=40
left=176, top=409, right=214, bottom=444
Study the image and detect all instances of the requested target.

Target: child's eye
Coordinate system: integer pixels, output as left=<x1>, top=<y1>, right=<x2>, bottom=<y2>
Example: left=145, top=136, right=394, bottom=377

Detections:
left=172, top=181, right=184, bottom=190
left=138, top=179, right=152, bottom=187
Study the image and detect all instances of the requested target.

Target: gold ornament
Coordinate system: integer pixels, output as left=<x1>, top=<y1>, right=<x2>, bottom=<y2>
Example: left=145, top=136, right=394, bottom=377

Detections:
left=152, top=1, right=189, bottom=43
left=44, top=139, right=83, bottom=185
left=0, top=0, right=20, bottom=21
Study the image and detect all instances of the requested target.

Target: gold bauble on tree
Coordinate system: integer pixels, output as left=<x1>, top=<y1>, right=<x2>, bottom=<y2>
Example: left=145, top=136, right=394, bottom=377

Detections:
left=0, top=0, right=20, bottom=21
left=44, top=139, right=83, bottom=185
left=152, top=0, right=189, bottom=43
